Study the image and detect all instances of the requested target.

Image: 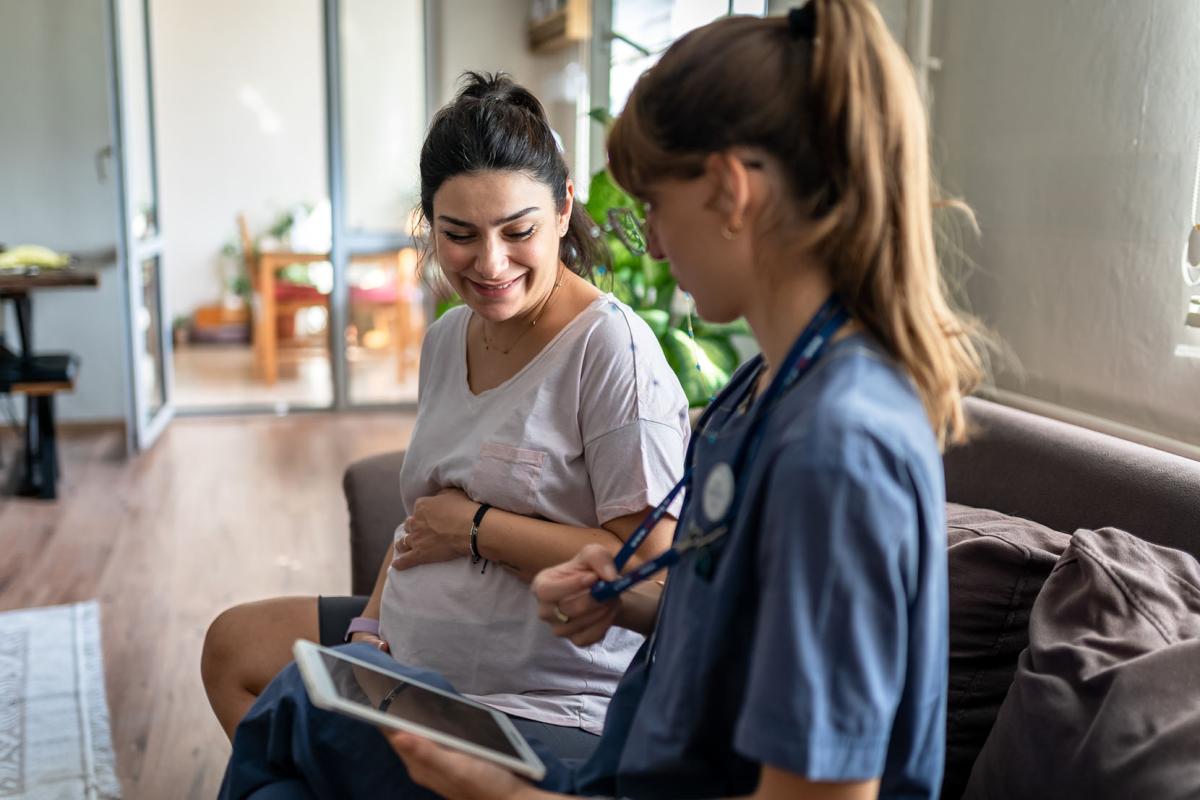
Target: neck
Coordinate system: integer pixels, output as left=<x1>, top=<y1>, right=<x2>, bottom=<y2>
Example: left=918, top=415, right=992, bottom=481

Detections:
left=742, top=260, right=835, bottom=383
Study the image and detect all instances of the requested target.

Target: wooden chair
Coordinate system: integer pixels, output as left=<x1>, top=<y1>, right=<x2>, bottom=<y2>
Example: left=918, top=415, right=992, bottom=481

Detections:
left=238, top=214, right=329, bottom=384
left=237, top=214, right=422, bottom=384
left=346, top=247, right=422, bottom=381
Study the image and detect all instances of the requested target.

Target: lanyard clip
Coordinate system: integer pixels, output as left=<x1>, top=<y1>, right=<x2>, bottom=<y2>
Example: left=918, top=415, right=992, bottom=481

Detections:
left=677, top=524, right=728, bottom=554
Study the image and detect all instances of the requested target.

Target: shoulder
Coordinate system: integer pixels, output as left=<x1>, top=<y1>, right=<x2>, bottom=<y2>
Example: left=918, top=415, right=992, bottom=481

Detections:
left=767, top=337, right=943, bottom=503
left=754, top=344, right=945, bottom=581
left=569, top=296, right=688, bottom=435
left=421, top=304, right=468, bottom=352
left=572, top=296, right=676, bottom=386
left=575, top=295, right=661, bottom=360
left=428, top=303, right=470, bottom=338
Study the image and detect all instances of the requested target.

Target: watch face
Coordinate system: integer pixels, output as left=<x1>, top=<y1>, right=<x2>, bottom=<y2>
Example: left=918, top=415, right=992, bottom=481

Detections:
left=702, top=462, right=735, bottom=524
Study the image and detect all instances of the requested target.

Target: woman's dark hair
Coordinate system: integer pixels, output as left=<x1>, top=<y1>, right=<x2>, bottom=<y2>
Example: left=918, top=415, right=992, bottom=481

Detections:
left=417, top=72, right=605, bottom=281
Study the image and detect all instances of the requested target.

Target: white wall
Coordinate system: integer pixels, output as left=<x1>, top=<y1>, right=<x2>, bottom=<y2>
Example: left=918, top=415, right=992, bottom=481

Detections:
left=433, top=0, right=589, bottom=183
left=343, top=0, right=427, bottom=233
left=152, top=0, right=327, bottom=319
left=433, top=0, right=539, bottom=108
left=0, top=0, right=128, bottom=422
left=931, top=0, right=1200, bottom=445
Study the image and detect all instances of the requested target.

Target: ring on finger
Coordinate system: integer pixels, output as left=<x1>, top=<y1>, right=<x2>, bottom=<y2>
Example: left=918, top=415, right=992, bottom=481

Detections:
left=552, top=603, right=570, bottom=624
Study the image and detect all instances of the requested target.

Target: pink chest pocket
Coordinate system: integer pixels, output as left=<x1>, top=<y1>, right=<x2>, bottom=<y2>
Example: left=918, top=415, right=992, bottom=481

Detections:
left=468, top=441, right=547, bottom=516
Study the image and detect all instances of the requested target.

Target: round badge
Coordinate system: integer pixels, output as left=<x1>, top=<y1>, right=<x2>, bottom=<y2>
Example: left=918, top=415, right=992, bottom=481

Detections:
left=701, top=463, right=736, bottom=523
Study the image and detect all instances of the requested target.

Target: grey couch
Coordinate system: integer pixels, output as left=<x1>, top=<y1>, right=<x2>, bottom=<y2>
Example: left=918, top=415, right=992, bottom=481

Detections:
left=340, top=396, right=1200, bottom=795
left=343, top=396, right=1200, bottom=595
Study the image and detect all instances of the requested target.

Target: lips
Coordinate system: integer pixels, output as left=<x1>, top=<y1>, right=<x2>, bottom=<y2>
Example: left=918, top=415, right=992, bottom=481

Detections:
left=467, top=274, right=525, bottom=298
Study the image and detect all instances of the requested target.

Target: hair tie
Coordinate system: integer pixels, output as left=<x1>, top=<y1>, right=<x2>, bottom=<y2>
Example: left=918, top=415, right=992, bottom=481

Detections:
left=788, top=3, right=817, bottom=40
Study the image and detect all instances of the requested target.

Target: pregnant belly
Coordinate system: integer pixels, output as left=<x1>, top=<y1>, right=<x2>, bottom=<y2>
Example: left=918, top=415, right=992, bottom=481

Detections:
left=378, top=559, right=594, bottom=696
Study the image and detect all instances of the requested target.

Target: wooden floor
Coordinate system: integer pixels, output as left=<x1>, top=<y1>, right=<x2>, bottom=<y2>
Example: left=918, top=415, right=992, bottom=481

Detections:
left=0, top=412, right=416, bottom=799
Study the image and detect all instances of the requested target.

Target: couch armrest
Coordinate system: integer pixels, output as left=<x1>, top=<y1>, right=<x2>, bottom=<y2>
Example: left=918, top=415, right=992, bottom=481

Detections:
left=944, top=398, right=1200, bottom=559
left=343, top=451, right=407, bottom=596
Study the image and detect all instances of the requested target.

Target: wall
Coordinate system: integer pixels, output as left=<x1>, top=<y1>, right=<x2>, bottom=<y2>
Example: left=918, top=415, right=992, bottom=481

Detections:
left=151, top=0, right=327, bottom=320
left=0, top=0, right=128, bottom=422
left=343, top=0, right=427, bottom=233
left=931, top=0, right=1200, bottom=445
left=432, top=0, right=589, bottom=182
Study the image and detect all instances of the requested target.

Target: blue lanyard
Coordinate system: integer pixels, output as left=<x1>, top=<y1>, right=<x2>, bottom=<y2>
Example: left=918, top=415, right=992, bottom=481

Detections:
left=591, top=296, right=848, bottom=602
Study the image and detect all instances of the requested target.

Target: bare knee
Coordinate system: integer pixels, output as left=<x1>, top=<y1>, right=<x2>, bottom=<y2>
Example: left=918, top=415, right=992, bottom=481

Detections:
left=202, top=597, right=319, bottom=696
left=201, top=604, right=255, bottom=694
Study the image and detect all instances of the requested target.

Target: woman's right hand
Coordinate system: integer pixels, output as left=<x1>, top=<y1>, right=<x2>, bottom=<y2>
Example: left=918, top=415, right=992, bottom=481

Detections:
left=532, top=544, right=621, bottom=647
left=349, top=631, right=390, bottom=653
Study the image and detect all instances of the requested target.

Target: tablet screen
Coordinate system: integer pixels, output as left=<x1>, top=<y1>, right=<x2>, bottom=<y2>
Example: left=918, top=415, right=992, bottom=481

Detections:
left=318, top=650, right=520, bottom=759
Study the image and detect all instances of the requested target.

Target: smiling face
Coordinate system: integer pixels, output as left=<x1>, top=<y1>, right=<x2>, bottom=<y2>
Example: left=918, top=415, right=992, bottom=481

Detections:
left=432, top=170, right=572, bottom=323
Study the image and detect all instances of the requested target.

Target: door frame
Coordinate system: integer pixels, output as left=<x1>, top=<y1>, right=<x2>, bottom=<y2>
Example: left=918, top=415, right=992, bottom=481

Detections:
left=105, top=0, right=174, bottom=452
left=323, top=0, right=436, bottom=411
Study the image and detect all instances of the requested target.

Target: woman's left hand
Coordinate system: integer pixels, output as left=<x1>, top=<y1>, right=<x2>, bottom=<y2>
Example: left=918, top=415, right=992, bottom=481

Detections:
left=386, top=730, right=543, bottom=800
left=392, top=487, right=476, bottom=571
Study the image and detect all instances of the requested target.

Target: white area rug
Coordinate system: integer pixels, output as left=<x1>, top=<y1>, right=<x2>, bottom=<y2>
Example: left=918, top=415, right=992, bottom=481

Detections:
left=0, top=601, right=121, bottom=799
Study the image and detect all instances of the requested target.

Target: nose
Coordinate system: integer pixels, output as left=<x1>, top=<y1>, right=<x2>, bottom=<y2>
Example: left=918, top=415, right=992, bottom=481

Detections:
left=475, top=236, right=509, bottom=280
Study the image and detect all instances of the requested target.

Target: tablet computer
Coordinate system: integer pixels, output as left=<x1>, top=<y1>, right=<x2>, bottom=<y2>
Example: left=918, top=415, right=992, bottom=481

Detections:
left=292, top=640, right=546, bottom=780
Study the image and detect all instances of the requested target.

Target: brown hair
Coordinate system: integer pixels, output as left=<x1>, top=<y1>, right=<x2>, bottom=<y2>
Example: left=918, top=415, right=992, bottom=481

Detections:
left=415, top=72, right=606, bottom=293
left=607, top=1, right=984, bottom=446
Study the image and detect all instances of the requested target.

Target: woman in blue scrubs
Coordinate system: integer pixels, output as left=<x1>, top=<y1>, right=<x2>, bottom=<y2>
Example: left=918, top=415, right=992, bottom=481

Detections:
left=221, top=2, right=985, bottom=798
left=387, top=2, right=985, bottom=799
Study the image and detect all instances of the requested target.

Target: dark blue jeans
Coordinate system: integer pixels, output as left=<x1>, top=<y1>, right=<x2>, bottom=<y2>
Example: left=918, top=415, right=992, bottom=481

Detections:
left=219, top=644, right=580, bottom=800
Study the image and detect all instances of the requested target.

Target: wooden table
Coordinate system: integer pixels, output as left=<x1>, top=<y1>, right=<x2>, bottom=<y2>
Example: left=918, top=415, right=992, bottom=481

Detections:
left=0, top=267, right=100, bottom=292
left=253, top=248, right=418, bottom=384
left=0, top=267, right=100, bottom=498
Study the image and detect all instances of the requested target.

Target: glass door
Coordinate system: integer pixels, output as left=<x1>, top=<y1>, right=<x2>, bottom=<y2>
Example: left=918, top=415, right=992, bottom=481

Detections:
left=108, top=0, right=172, bottom=450
left=325, top=0, right=431, bottom=408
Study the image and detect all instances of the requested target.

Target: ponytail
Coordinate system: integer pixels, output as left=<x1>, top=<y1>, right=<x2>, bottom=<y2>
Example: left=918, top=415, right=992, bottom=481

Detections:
left=608, top=2, right=985, bottom=446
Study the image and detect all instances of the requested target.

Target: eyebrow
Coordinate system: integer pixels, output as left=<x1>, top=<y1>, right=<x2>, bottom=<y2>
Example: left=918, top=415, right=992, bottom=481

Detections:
left=436, top=207, right=539, bottom=228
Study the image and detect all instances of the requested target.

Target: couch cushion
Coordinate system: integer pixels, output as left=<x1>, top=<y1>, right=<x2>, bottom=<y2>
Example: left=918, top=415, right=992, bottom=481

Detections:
left=942, top=504, right=1071, bottom=800
left=964, top=528, right=1200, bottom=799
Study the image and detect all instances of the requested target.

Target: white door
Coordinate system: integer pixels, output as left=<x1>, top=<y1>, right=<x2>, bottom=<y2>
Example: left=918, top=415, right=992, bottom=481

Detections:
left=108, top=0, right=173, bottom=450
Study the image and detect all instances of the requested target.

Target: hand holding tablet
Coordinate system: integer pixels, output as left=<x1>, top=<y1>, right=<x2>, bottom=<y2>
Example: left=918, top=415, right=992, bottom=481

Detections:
left=292, top=640, right=546, bottom=781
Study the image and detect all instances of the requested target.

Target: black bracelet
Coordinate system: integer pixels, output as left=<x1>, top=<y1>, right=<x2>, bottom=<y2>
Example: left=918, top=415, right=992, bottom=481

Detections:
left=378, top=682, right=409, bottom=713
left=470, top=503, right=491, bottom=564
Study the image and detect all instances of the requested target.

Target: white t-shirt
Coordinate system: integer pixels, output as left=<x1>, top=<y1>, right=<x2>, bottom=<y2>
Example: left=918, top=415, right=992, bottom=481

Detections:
left=379, top=294, right=689, bottom=734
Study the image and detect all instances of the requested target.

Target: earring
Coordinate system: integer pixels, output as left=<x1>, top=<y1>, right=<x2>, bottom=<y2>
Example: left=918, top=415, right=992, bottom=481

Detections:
left=721, top=222, right=741, bottom=241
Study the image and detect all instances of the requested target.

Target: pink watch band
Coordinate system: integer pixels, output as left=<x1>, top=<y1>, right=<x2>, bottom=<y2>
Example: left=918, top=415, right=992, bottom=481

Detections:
left=344, top=616, right=381, bottom=643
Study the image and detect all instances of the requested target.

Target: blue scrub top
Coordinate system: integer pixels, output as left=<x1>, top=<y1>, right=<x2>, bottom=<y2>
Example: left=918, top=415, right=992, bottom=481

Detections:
left=573, top=334, right=948, bottom=799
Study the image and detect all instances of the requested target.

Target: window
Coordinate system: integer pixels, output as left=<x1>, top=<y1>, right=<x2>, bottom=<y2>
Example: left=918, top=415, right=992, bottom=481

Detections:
left=607, top=0, right=766, bottom=117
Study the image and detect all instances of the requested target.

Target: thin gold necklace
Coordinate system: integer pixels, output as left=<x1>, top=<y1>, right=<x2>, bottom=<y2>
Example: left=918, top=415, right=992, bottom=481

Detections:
left=480, top=265, right=566, bottom=355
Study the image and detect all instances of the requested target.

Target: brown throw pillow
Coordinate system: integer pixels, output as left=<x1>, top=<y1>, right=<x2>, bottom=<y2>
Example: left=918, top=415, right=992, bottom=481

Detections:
left=964, top=528, right=1200, bottom=799
left=943, top=504, right=1071, bottom=800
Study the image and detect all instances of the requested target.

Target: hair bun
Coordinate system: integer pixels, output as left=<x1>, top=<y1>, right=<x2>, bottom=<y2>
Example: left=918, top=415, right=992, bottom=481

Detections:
left=458, top=71, right=549, bottom=123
